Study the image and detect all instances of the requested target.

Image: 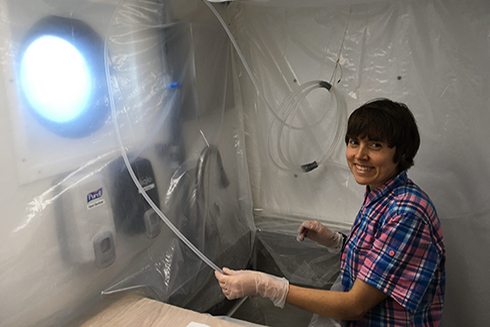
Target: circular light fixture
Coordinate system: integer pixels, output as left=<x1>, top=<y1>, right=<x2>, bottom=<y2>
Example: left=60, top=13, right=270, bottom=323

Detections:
left=18, top=16, right=109, bottom=138
left=20, top=35, right=92, bottom=123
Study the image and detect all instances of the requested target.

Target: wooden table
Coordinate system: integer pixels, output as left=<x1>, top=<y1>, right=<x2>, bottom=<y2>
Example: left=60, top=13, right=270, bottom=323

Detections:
left=66, top=293, right=255, bottom=327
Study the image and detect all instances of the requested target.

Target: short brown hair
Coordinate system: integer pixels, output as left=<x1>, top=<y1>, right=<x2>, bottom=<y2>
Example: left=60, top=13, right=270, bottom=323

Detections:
left=345, top=98, right=420, bottom=173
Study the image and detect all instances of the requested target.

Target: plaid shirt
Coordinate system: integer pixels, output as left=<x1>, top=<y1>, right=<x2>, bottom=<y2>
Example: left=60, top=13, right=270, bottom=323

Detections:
left=340, top=171, right=445, bottom=326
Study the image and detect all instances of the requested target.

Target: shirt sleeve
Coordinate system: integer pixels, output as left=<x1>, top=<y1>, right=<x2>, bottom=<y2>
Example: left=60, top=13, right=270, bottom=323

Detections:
left=357, top=212, right=439, bottom=311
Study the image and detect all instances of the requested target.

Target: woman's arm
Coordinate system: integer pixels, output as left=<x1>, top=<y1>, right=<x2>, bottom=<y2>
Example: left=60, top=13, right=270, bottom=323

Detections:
left=287, top=278, right=388, bottom=321
left=216, top=268, right=387, bottom=321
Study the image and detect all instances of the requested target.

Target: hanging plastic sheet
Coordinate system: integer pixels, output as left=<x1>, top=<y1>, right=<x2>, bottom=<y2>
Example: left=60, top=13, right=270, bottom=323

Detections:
left=0, top=0, right=255, bottom=326
left=227, top=0, right=490, bottom=226
left=225, top=0, right=490, bottom=326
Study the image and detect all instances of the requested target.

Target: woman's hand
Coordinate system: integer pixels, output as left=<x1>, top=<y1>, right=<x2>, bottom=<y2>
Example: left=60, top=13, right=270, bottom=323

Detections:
left=215, top=267, right=289, bottom=308
left=297, top=220, right=342, bottom=248
left=215, top=268, right=258, bottom=300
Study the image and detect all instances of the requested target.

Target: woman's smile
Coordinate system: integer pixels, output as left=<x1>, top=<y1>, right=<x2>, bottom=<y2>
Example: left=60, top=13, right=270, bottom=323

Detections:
left=353, top=163, right=373, bottom=172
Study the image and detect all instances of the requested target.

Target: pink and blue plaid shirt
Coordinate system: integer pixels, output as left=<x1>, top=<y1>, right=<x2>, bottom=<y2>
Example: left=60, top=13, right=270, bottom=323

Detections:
left=341, top=171, right=445, bottom=326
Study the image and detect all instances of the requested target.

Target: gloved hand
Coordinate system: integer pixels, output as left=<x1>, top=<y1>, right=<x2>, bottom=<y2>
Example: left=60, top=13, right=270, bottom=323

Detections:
left=296, top=220, right=342, bottom=249
left=215, top=267, right=289, bottom=308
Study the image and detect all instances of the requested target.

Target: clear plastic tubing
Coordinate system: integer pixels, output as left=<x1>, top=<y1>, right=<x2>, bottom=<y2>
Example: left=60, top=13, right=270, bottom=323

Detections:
left=104, top=0, right=223, bottom=274
left=203, top=1, right=347, bottom=173
left=272, top=82, right=347, bottom=173
left=203, top=0, right=294, bottom=127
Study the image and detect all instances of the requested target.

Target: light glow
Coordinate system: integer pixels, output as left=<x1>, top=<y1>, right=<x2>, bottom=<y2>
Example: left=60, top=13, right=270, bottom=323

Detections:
left=20, top=35, right=92, bottom=123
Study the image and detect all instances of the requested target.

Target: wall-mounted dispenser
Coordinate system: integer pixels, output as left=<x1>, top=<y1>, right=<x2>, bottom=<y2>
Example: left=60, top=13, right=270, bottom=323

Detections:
left=109, top=156, right=161, bottom=239
left=55, top=172, right=116, bottom=269
left=55, top=155, right=162, bottom=268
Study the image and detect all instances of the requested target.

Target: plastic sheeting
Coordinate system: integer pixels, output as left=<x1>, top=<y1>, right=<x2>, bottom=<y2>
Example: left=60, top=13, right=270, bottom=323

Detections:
left=229, top=0, right=490, bottom=224
left=254, top=216, right=346, bottom=289
left=0, top=0, right=255, bottom=326
left=226, top=0, right=490, bottom=326
left=2, top=0, right=490, bottom=326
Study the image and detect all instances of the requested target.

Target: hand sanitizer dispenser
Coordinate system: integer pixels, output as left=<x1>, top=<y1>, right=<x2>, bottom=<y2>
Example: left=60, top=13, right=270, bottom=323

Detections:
left=109, top=156, right=161, bottom=239
left=56, top=172, right=116, bottom=268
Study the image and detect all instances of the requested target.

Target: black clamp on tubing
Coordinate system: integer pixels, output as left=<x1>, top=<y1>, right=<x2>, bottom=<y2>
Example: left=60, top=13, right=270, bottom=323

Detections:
left=319, top=81, right=332, bottom=90
left=301, top=161, right=319, bottom=172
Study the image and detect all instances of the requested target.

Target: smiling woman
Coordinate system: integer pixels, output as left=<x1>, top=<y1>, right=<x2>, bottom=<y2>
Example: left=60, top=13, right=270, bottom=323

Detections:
left=344, top=98, right=421, bottom=179
left=215, top=98, right=445, bottom=326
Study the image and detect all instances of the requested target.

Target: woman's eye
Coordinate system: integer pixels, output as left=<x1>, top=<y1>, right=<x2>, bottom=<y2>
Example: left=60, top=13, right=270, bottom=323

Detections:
left=349, top=139, right=359, bottom=146
left=370, top=142, right=384, bottom=149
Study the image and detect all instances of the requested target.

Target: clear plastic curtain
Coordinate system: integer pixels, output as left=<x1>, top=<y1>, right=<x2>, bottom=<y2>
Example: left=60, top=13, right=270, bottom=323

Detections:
left=0, top=0, right=255, bottom=326
left=227, top=0, right=490, bottom=326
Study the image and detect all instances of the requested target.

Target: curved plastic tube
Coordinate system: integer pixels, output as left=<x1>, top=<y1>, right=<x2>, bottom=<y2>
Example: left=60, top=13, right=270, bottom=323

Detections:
left=204, top=1, right=347, bottom=173
left=104, top=0, right=223, bottom=274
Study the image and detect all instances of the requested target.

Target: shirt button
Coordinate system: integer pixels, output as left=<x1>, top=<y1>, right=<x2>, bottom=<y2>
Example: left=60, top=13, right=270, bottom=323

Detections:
left=389, top=250, right=395, bottom=256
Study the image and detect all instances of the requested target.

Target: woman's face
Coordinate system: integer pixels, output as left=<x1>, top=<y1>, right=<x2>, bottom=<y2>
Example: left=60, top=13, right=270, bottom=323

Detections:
left=346, top=137, right=398, bottom=191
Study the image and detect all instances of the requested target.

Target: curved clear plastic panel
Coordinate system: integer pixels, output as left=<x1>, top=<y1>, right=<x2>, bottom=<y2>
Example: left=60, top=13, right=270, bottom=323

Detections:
left=0, top=0, right=254, bottom=326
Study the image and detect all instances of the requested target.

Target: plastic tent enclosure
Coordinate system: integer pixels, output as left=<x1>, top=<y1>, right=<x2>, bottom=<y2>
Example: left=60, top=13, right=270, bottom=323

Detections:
left=0, top=0, right=489, bottom=326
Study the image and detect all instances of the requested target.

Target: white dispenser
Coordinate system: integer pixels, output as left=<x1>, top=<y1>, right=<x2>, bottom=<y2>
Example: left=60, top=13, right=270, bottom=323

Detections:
left=56, top=172, right=116, bottom=268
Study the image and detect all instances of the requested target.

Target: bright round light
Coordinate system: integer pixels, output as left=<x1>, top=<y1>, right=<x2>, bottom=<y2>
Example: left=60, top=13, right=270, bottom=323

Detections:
left=20, top=35, right=92, bottom=123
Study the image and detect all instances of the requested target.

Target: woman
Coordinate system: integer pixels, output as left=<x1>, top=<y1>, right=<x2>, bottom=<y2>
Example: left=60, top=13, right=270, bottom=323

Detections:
left=215, top=99, right=446, bottom=326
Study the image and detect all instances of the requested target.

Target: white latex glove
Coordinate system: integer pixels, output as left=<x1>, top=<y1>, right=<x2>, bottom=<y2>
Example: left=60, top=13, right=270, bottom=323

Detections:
left=215, top=267, right=289, bottom=308
left=296, top=220, right=342, bottom=249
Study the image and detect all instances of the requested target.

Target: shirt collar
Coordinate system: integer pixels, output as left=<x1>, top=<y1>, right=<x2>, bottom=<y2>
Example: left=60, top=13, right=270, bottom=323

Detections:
left=364, top=171, right=408, bottom=205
